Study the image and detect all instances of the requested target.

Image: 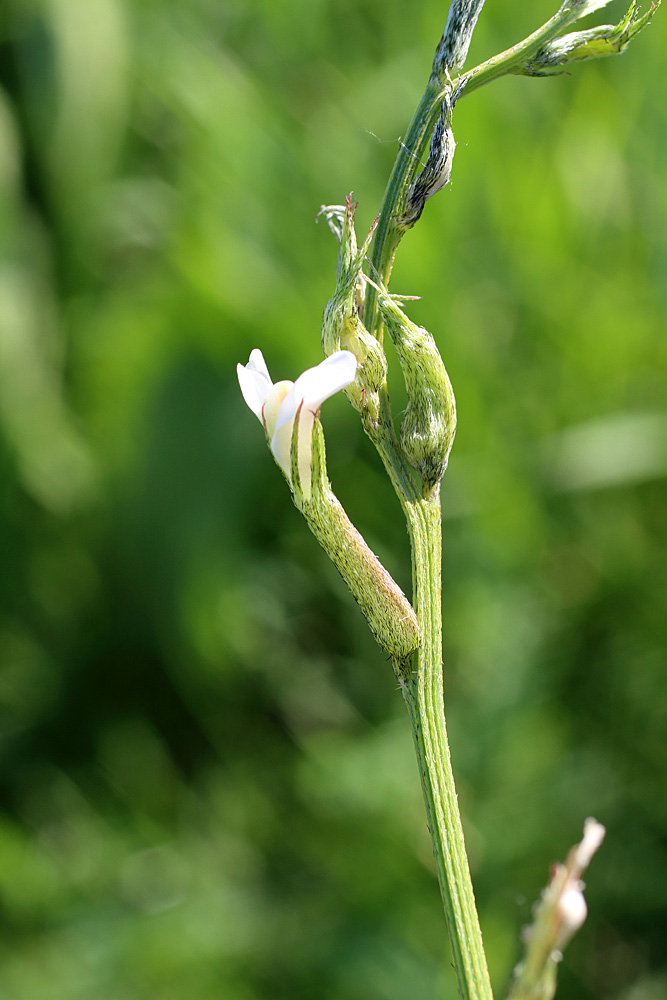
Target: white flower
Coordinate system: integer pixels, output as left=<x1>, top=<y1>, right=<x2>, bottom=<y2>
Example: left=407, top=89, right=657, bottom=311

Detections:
left=237, top=349, right=357, bottom=499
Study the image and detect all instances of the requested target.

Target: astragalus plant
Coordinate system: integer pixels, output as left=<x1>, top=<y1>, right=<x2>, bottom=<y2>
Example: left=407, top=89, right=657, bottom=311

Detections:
left=238, top=3, right=659, bottom=998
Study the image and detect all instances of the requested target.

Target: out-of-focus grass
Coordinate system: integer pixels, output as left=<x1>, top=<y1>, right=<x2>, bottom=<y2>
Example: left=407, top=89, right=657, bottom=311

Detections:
left=0, top=1, right=665, bottom=997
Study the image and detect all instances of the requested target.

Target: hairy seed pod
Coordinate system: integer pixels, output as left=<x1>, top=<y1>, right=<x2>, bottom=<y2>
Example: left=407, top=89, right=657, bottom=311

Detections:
left=376, top=288, right=456, bottom=491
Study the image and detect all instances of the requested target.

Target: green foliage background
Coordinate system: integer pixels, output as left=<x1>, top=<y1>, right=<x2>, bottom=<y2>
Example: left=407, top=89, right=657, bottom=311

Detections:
left=0, top=1, right=665, bottom=997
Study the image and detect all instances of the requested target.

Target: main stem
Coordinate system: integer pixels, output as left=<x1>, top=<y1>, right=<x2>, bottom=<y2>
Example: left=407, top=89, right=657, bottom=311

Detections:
left=360, top=77, right=494, bottom=1000
left=352, top=4, right=655, bottom=996
left=360, top=12, right=604, bottom=996
left=402, top=497, right=493, bottom=1000
left=366, top=426, right=490, bottom=1000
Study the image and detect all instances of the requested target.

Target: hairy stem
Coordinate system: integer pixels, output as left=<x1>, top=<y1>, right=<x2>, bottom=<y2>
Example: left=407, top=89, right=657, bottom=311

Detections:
left=363, top=80, right=442, bottom=339
left=402, top=496, right=493, bottom=1000
left=355, top=3, right=657, bottom=996
left=363, top=2, right=606, bottom=343
left=454, top=2, right=588, bottom=96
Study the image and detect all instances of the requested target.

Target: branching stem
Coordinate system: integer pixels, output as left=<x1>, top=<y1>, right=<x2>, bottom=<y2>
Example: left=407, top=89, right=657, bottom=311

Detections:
left=353, top=3, right=657, bottom=997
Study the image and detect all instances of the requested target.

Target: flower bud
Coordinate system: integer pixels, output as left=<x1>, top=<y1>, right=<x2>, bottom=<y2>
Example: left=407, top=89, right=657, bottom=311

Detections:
left=519, top=2, right=657, bottom=75
left=402, top=96, right=456, bottom=229
left=376, top=288, right=456, bottom=492
left=321, top=197, right=387, bottom=420
left=508, top=819, right=605, bottom=1000
left=555, top=887, right=588, bottom=950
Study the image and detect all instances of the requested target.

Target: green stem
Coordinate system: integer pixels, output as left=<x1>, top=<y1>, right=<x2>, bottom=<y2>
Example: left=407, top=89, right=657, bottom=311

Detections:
left=357, top=8, right=618, bottom=997
left=363, top=3, right=591, bottom=343
left=453, top=2, right=588, bottom=97
left=337, top=1, right=656, bottom=995
left=334, top=406, right=489, bottom=1000
left=363, top=79, right=441, bottom=339
left=401, top=496, right=493, bottom=1000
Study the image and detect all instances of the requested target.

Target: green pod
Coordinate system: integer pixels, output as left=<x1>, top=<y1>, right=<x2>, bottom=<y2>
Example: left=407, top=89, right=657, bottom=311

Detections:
left=377, top=288, right=456, bottom=492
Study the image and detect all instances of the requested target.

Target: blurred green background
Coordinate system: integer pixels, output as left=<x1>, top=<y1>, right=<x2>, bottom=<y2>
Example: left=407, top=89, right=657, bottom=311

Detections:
left=0, top=1, right=665, bottom=997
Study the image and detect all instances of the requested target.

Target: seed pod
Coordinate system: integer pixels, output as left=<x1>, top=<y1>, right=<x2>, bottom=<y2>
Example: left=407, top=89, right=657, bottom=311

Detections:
left=376, top=288, right=456, bottom=492
left=402, top=96, right=455, bottom=228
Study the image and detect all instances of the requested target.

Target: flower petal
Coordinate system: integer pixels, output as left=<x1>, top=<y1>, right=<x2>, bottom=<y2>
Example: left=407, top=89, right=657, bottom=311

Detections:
left=262, top=380, right=293, bottom=439
left=239, top=349, right=357, bottom=499
left=270, top=404, right=313, bottom=484
left=237, top=349, right=274, bottom=419
left=272, top=351, right=357, bottom=438
left=270, top=351, right=357, bottom=499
